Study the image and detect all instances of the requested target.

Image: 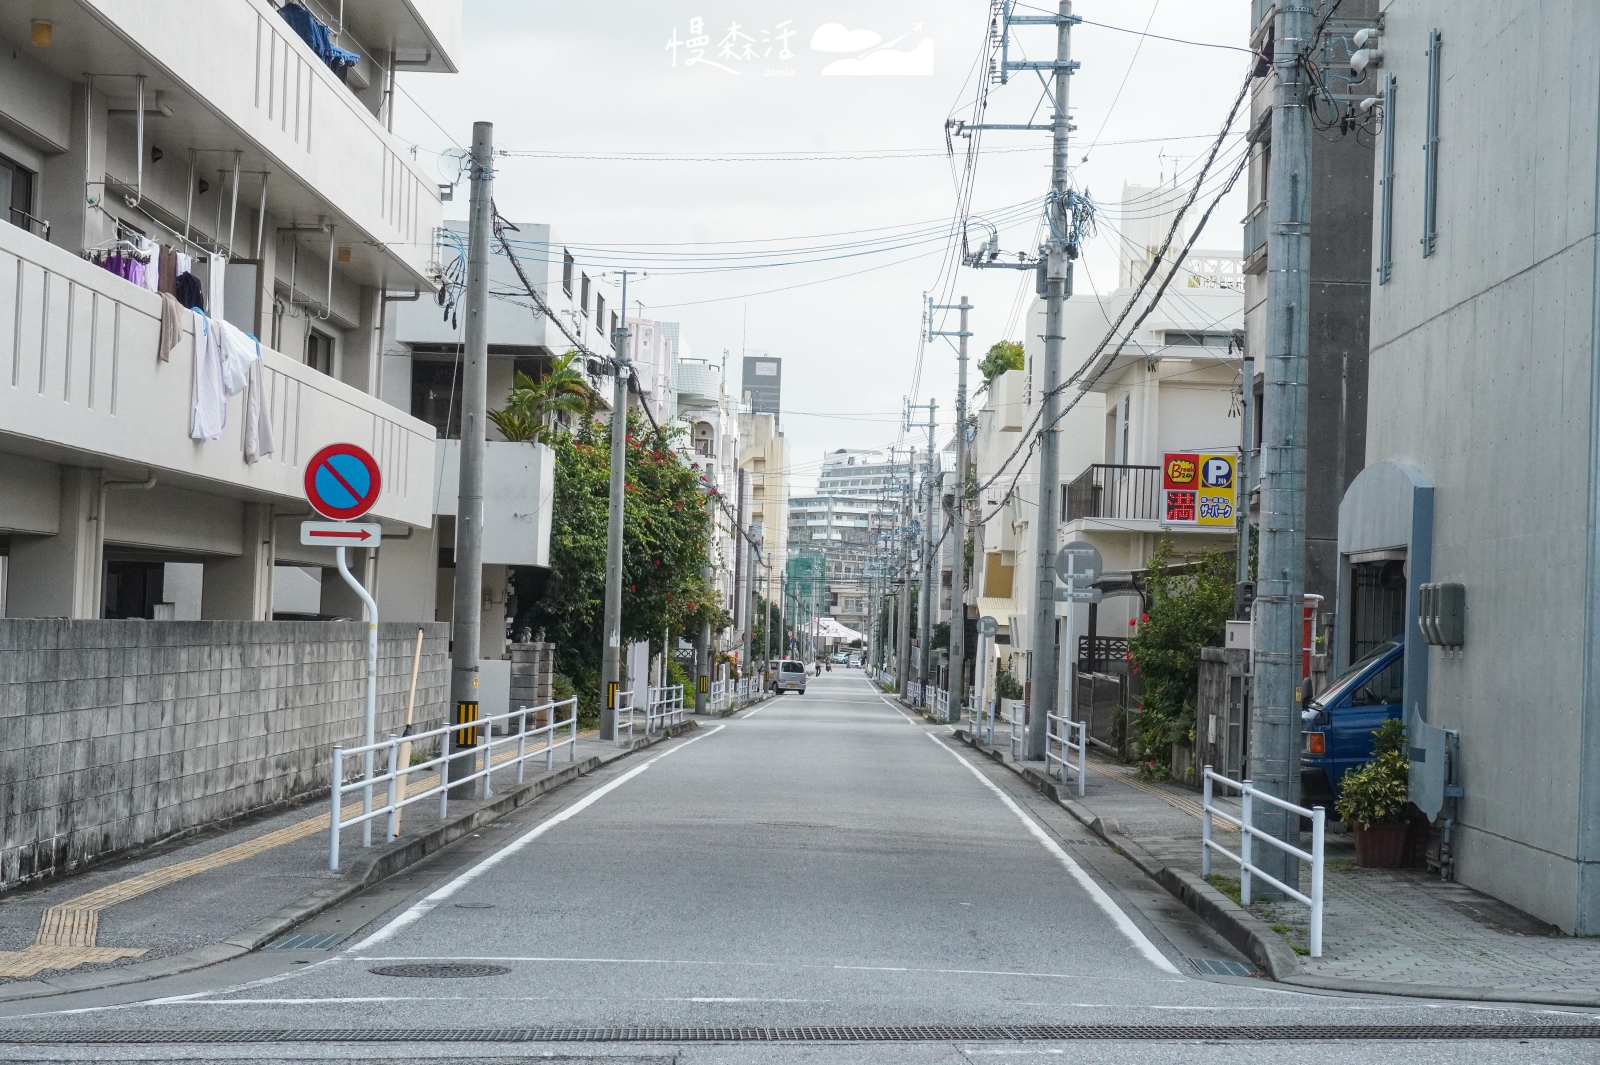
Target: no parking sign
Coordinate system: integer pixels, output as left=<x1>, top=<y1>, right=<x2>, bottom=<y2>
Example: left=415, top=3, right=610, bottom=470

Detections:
left=304, top=443, right=382, bottom=521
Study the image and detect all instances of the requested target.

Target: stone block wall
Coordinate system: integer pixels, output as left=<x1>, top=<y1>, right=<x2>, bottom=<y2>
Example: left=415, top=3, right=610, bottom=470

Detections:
left=509, top=641, right=555, bottom=725
left=0, top=620, right=448, bottom=888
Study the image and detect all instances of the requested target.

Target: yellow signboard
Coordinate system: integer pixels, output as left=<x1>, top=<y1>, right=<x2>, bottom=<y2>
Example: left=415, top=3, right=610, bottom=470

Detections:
left=1162, top=452, right=1237, bottom=528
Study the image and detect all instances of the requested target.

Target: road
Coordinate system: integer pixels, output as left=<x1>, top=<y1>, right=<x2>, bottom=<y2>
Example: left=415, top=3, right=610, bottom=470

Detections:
left=3, top=673, right=1595, bottom=1062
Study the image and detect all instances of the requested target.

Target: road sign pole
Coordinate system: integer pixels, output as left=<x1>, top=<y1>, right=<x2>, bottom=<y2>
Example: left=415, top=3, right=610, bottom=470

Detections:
left=334, top=545, right=379, bottom=848
left=449, top=120, right=494, bottom=797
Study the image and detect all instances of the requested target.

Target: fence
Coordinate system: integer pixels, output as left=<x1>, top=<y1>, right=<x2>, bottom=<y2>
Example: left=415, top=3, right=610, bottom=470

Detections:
left=328, top=697, right=579, bottom=870
left=969, top=696, right=997, bottom=745
left=905, top=681, right=924, bottom=709
left=646, top=684, right=687, bottom=733
left=1045, top=713, right=1087, bottom=797
left=931, top=688, right=949, bottom=722
left=1008, top=699, right=1025, bottom=759
left=1063, top=464, right=1162, bottom=522
left=1202, top=765, right=1326, bottom=957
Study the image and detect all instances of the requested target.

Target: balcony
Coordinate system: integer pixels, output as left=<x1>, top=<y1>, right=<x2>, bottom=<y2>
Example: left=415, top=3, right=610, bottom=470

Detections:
left=0, top=217, right=435, bottom=526
left=1063, top=464, right=1162, bottom=522
left=14, top=0, right=448, bottom=287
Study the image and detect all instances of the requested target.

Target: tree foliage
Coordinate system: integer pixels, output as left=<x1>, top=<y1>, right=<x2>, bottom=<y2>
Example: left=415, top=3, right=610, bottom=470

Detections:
left=512, top=411, right=727, bottom=706
left=1127, top=540, right=1234, bottom=774
left=976, top=340, right=1024, bottom=392
left=488, top=351, right=597, bottom=443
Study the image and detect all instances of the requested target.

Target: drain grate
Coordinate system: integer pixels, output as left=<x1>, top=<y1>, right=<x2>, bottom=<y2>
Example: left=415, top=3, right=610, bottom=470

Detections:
left=267, top=933, right=346, bottom=950
left=1190, top=957, right=1255, bottom=978
left=1061, top=838, right=1108, bottom=847
left=369, top=963, right=511, bottom=979
left=4, top=1025, right=1599, bottom=1044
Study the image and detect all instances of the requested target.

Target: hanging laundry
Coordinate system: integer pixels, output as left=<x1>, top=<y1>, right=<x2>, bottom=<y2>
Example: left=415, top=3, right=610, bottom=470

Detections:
left=215, top=317, right=257, bottom=397
left=207, top=253, right=227, bottom=325
left=136, top=237, right=160, bottom=293
left=158, top=245, right=177, bottom=295
left=277, top=3, right=361, bottom=82
left=158, top=292, right=186, bottom=362
left=176, top=251, right=192, bottom=277
left=175, top=271, right=204, bottom=311
left=243, top=351, right=275, bottom=464
left=189, top=309, right=227, bottom=442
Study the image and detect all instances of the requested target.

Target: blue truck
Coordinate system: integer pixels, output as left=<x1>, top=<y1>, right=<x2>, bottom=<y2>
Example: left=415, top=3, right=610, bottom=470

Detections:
left=1300, top=636, right=1405, bottom=805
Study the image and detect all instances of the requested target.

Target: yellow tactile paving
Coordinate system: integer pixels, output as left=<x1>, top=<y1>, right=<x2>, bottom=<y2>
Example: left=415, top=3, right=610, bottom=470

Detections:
left=1087, top=759, right=1236, bottom=831
left=0, top=730, right=595, bottom=979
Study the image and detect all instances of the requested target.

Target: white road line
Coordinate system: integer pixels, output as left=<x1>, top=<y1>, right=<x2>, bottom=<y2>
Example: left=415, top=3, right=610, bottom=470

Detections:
left=878, top=694, right=921, bottom=725
left=346, top=726, right=726, bottom=952
left=923, top=733, right=1182, bottom=975
left=743, top=701, right=773, bottom=717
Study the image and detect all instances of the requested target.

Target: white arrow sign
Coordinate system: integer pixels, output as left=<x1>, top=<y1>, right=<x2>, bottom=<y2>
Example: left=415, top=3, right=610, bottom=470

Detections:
left=300, top=521, right=383, bottom=548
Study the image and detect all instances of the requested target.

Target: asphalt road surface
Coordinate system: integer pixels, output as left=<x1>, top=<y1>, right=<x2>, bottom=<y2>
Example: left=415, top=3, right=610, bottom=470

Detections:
left=4, top=673, right=1597, bottom=1062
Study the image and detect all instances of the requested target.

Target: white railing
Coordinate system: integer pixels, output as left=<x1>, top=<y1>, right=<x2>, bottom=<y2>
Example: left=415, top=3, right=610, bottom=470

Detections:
left=970, top=696, right=997, bottom=745
left=709, top=680, right=728, bottom=712
left=328, top=697, right=579, bottom=870
left=1202, top=765, right=1326, bottom=958
left=1008, top=699, right=1025, bottom=759
left=646, top=684, right=687, bottom=732
left=1046, top=713, right=1088, bottom=797
left=614, top=690, right=639, bottom=745
left=906, top=681, right=923, bottom=708
left=932, top=688, right=950, bottom=722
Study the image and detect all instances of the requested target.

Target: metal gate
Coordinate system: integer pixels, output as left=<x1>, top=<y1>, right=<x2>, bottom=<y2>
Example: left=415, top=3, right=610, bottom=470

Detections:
left=1349, top=558, right=1407, bottom=664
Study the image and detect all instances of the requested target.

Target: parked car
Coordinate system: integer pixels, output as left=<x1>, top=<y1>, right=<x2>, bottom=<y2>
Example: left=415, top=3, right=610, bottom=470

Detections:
left=847, top=654, right=861, bottom=668
left=1301, top=637, right=1404, bottom=805
left=772, top=659, right=808, bottom=694
left=830, top=652, right=848, bottom=664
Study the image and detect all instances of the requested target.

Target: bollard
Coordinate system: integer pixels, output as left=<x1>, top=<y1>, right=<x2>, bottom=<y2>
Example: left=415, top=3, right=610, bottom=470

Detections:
left=1240, top=780, right=1254, bottom=906
left=1201, top=766, right=1214, bottom=877
left=1310, top=806, right=1326, bottom=957
left=329, top=745, right=344, bottom=871
left=1075, top=720, right=1087, bottom=797
left=481, top=720, right=493, bottom=801
left=385, top=736, right=400, bottom=842
left=517, top=709, right=528, bottom=785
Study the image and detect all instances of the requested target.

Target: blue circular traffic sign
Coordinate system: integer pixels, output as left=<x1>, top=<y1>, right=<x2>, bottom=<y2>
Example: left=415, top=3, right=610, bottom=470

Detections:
left=304, top=443, right=382, bottom=521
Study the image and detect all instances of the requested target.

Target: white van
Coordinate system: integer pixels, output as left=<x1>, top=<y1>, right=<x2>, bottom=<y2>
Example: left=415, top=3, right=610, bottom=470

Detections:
left=773, top=659, right=808, bottom=694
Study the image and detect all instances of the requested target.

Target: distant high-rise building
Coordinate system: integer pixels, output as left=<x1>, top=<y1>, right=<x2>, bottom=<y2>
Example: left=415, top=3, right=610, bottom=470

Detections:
left=741, top=354, right=782, bottom=424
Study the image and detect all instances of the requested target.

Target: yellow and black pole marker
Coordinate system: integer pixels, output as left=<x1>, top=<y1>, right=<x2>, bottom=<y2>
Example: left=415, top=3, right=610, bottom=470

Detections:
left=454, top=700, right=480, bottom=748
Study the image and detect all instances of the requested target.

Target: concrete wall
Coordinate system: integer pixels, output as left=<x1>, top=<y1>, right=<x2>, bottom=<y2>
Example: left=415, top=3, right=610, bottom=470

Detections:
left=1359, top=0, right=1600, bottom=932
left=0, top=620, right=448, bottom=889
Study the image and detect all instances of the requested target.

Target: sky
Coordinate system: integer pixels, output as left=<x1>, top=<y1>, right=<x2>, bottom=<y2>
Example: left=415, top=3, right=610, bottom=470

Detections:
left=393, top=1, right=1253, bottom=491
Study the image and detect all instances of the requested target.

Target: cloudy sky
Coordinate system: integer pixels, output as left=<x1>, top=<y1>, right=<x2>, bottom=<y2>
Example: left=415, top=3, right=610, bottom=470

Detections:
left=394, top=1, right=1252, bottom=490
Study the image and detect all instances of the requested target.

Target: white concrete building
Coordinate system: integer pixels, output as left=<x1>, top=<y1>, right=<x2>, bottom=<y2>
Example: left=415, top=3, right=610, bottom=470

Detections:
left=1333, top=0, right=1600, bottom=933
left=0, top=1, right=459, bottom=623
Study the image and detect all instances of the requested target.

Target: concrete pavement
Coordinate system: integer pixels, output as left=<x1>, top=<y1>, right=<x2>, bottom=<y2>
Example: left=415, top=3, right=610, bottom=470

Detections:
left=2, top=673, right=1597, bottom=1061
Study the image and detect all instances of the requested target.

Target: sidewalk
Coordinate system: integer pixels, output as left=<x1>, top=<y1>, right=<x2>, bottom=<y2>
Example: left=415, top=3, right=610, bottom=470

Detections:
left=956, top=719, right=1600, bottom=1007
left=0, top=721, right=697, bottom=1002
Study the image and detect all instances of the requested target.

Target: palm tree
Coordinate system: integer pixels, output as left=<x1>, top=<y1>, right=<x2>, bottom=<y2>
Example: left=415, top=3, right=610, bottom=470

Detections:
left=488, top=351, right=596, bottom=443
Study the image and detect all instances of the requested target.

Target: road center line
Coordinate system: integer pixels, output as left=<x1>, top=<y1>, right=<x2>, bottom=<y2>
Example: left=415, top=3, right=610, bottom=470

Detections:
left=922, top=733, right=1181, bottom=975
left=346, top=725, right=726, bottom=952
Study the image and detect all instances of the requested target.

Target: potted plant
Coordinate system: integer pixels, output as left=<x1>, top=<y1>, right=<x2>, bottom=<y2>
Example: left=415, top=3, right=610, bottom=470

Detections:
left=1335, top=718, right=1412, bottom=867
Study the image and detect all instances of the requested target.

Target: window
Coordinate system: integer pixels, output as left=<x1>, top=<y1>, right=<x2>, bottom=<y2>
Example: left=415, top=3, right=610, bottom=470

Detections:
left=562, top=250, right=573, bottom=295
left=595, top=293, right=605, bottom=331
left=1422, top=29, right=1442, bottom=258
left=0, top=153, right=39, bottom=236
left=1163, top=331, right=1231, bottom=347
left=305, top=330, right=334, bottom=375
left=610, top=311, right=618, bottom=343
left=1350, top=656, right=1405, bottom=707
left=580, top=274, right=590, bottom=315
left=1378, top=73, right=1397, bottom=283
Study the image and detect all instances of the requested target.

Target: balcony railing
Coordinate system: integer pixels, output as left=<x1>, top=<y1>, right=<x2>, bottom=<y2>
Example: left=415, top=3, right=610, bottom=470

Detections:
left=1244, top=200, right=1269, bottom=270
left=1064, top=464, right=1162, bottom=522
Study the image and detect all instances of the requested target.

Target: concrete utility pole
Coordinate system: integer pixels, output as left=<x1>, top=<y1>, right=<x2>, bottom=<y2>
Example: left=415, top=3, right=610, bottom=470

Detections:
left=600, top=272, right=635, bottom=740
left=905, top=402, right=938, bottom=702
left=448, top=120, right=493, bottom=796
left=744, top=518, right=759, bottom=679
left=1236, top=352, right=1255, bottom=596
left=1027, top=3, right=1075, bottom=761
left=930, top=297, right=974, bottom=718
left=732, top=469, right=747, bottom=672
left=895, top=446, right=915, bottom=693
left=1252, top=0, right=1314, bottom=892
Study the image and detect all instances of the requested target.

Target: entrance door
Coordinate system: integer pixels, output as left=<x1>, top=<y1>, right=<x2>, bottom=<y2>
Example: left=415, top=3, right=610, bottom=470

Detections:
left=1348, top=557, right=1407, bottom=665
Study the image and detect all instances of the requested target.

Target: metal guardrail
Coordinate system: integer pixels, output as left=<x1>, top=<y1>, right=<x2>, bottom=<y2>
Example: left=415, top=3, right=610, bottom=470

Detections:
left=328, top=697, right=579, bottom=870
left=1202, top=765, right=1326, bottom=957
left=645, top=684, right=687, bottom=733
left=1045, top=713, right=1087, bottom=797
left=614, top=690, right=640, bottom=745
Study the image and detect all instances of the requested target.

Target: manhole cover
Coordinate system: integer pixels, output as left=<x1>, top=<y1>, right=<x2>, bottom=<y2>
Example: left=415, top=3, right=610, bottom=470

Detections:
left=368, top=963, right=510, bottom=979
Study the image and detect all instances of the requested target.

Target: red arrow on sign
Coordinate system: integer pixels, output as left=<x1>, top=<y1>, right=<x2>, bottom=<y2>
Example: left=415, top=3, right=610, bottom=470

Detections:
left=300, top=521, right=384, bottom=547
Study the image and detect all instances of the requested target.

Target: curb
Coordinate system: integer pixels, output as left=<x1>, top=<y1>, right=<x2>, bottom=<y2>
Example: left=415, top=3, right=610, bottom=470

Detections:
left=0, top=724, right=693, bottom=1003
left=951, top=729, right=1600, bottom=1007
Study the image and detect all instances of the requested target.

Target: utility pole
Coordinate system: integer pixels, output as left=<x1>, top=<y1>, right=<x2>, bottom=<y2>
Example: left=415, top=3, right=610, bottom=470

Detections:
left=733, top=469, right=748, bottom=674
left=1252, top=0, right=1313, bottom=892
left=448, top=120, right=493, bottom=796
left=930, top=296, right=973, bottom=719
left=600, top=270, right=636, bottom=740
left=904, top=401, right=938, bottom=703
left=744, top=518, right=760, bottom=680
left=895, top=446, right=915, bottom=694
left=1236, top=352, right=1255, bottom=598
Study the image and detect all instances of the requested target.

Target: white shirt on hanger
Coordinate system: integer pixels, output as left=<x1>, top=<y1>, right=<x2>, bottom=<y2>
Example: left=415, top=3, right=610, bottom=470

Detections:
left=189, top=309, right=227, bottom=442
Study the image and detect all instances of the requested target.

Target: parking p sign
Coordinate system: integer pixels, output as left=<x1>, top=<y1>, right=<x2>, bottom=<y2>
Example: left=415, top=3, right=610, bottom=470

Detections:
left=1163, top=452, right=1236, bottom=527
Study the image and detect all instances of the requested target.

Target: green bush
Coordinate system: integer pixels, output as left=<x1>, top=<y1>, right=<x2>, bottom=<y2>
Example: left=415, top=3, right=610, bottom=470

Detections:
left=667, top=658, right=692, bottom=691
left=1335, top=718, right=1411, bottom=828
left=995, top=669, right=1023, bottom=701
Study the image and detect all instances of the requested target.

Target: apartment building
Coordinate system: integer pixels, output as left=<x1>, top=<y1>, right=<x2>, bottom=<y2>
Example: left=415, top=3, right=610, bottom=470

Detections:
left=789, top=448, right=904, bottom=640
left=674, top=355, right=744, bottom=666
left=0, top=1, right=458, bottom=622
